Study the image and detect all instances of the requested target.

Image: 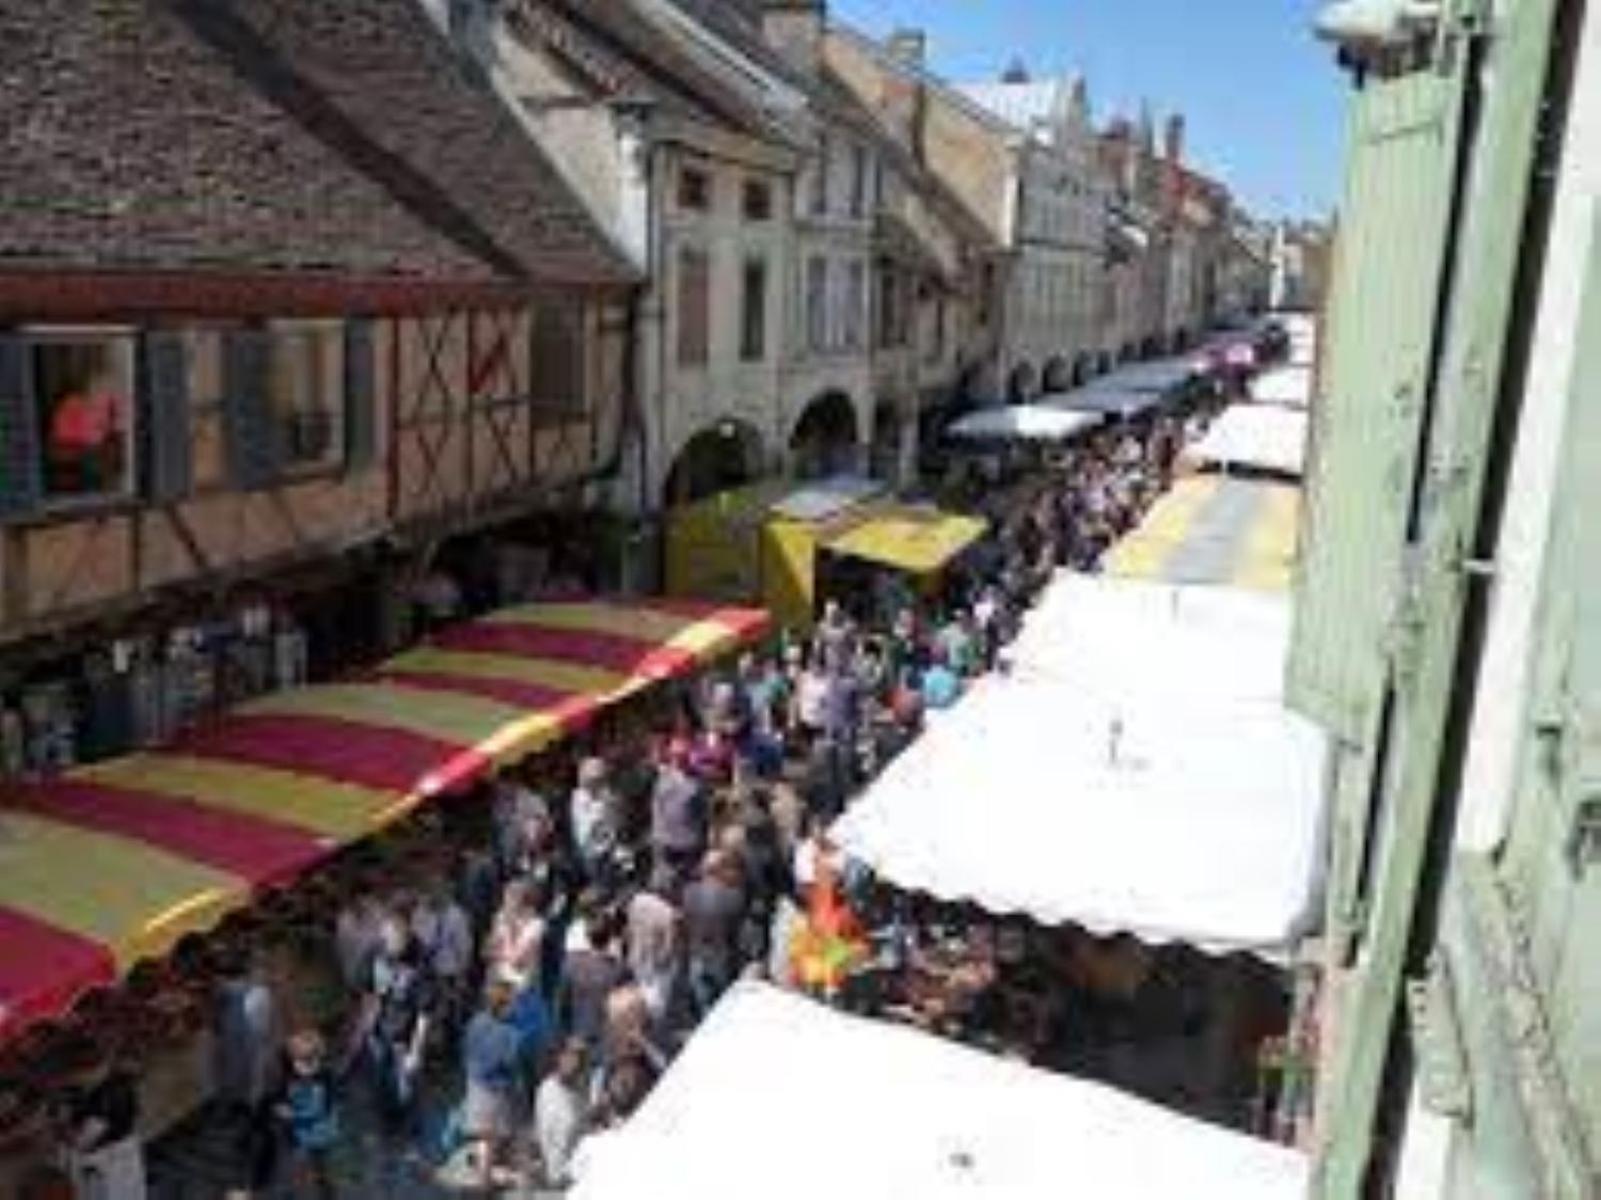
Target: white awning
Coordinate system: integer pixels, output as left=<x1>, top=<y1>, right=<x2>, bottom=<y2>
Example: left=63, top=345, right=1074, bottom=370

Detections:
left=947, top=405, right=1103, bottom=443
left=770, top=476, right=886, bottom=522
left=1188, top=405, right=1309, bottom=477
left=572, top=983, right=1309, bottom=1200
left=832, top=676, right=1327, bottom=952
left=833, top=572, right=1327, bottom=954
left=1249, top=365, right=1314, bottom=409
left=1008, top=574, right=1295, bottom=706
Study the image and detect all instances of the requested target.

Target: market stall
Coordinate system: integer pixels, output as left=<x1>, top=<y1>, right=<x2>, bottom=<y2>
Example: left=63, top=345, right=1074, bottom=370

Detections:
left=1186, top=405, right=1309, bottom=478
left=572, top=982, right=1309, bottom=1200
left=0, top=597, right=769, bottom=1049
left=1248, top=364, right=1314, bottom=409
left=831, top=675, right=1326, bottom=953
left=815, top=505, right=989, bottom=628
left=945, top=405, right=1103, bottom=444
left=1103, top=474, right=1302, bottom=592
left=1041, top=385, right=1170, bottom=421
left=1007, top=573, right=1294, bottom=706
left=665, top=477, right=987, bottom=630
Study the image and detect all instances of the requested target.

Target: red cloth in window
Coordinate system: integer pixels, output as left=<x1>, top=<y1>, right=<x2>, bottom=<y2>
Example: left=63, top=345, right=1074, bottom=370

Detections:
left=50, top=390, right=125, bottom=451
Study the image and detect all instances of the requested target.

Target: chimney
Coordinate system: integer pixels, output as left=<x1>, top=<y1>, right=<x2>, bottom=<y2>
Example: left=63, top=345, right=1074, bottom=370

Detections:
left=762, top=0, right=825, bottom=73
left=886, top=28, right=927, bottom=71
left=1165, top=113, right=1186, bottom=164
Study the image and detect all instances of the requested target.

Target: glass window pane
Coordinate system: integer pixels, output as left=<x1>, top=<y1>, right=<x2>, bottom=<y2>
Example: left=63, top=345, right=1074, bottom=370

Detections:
left=32, top=331, right=135, bottom=502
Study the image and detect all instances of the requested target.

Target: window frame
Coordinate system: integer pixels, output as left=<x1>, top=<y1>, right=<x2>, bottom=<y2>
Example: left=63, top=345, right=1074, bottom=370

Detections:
left=805, top=256, right=829, bottom=354
left=677, top=164, right=712, bottom=213
left=844, top=260, right=868, bottom=351
left=529, top=301, right=591, bottom=422
left=739, top=256, right=769, bottom=363
left=811, top=136, right=830, bottom=216
left=25, top=324, right=140, bottom=513
left=742, top=178, right=774, bottom=223
left=677, top=246, right=713, bottom=368
left=263, top=318, right=347, bottom=478
left=849, top=144, right=869, bottom=218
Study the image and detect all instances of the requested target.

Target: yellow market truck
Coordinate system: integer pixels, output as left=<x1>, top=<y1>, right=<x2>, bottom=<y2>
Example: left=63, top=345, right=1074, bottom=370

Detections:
left=665, top=478, right=989, bottom=632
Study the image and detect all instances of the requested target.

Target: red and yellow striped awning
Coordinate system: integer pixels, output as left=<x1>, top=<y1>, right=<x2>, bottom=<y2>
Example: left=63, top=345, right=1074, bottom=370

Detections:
left=0, top=597, right=767, bottom=1045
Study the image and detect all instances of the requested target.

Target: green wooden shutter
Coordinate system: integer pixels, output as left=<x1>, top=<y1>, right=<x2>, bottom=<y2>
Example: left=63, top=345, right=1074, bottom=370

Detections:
left=343, top=318, right=378, bottom=472
left=138, top=331, right=193, bottom=502
left=1287, top=66, right=1470, bottom=744
left=1496, top=213, right=1601, bottom=1170
left=222, top=328, right=279, bottom=490
left=0, top=334, right=42, bottom=520
left=1315, top=0, right=1571, bottom=1190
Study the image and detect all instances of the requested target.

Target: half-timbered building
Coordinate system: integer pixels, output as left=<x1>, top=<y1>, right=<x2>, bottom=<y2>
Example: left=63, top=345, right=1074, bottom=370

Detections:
left=0, top=0, right=636, bottom=771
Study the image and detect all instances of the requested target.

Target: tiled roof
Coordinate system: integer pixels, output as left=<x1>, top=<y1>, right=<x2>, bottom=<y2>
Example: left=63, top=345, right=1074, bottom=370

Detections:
left=525, top=0, right=804, bottom=146
left=0, top=0, right=633, bottom=290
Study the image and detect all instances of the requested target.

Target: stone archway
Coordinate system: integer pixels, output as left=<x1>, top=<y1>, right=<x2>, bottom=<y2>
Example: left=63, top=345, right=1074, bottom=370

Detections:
left=662, top=418, right=765, bottom=507
left=789, top=390, right=860, bottom=481
left=1006, top=361, right=1038, bottom=405
left=1042, top=355, right=1073, bottom=394
left=957, top=361, right=999, bottom=412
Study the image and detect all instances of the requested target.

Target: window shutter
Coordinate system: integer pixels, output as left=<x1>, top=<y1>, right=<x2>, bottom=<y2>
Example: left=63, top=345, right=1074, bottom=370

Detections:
left=343, top=318, right=378, bottom=471
left=138, top=331, right=192, bottom=502
left=222, top=328, right=279, bottom=490
left=1286, top=66, right=1469, bottom=743
left=0, top=334, right=42, bottom=519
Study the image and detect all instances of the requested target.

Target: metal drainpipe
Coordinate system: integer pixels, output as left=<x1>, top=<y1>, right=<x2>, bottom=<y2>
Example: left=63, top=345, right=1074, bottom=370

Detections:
left=646, top=132, right=670, bottom=584
left=1368, top=0, right=1588, bottom=1189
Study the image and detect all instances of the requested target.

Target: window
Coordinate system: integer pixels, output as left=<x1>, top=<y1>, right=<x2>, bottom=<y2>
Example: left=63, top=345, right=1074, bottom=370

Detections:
left=806, top=257, right=828, bottom=353
left=678, top=165, right=711, bottom=212
left=877, top=266, right=898, bottom=350
left=928, top=298, right=947, bottom=364
left=877, top=267, right=910, bottom=350
left=811, top=136, right=829, bottom=216
left=25, top=329, right=138, bottom=504
left=740, top=258, right=768, bottom=362
left=977, top=264, right=997, bottom=328
left=742, top=178, right=773, bottom=222
left=531, top=301, right=587, bottom=417
left=849, top=144, right=869, bottom=217
left=266, top=321, right=345, bottom=471
left=845, top=260, right=868, bottom=350
left=677, top=247, right=711, bottom=366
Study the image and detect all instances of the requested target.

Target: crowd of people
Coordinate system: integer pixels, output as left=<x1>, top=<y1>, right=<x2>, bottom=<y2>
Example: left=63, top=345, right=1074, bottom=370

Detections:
left=20, top=412, right=1195, bottom=1200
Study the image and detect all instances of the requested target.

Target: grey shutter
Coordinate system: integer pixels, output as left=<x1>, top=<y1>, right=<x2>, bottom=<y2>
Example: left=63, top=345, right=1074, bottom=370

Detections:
left=0, top=335, right=42, bottom=520
left=343, top=318, right=377, bottom=471
left=222, top=328, right=278, bottom=489
left=138, top=331, right=192, bottom=501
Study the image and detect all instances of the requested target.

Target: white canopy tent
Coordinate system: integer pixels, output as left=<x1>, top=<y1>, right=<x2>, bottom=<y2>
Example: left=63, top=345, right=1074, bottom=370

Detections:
left=572, top=983, right=1309, bottom=1200
left=833, top=571, right=1327, bottom=953
left=831, top=675, right=1327, bottom=952
left=946, top=405, right=1103, bottom=443
left=1188, top=405, right=1309, bottom=477
left=1007, top=573, right=1295, bottom=706
left=1249, top=365, right=1314, bottom=409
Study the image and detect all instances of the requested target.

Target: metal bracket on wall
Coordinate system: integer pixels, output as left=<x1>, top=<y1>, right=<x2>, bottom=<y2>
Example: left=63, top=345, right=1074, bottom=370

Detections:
left=1406, top=951, right=1474, bottom=1120
left=1566, top=796, right=1601, bottom=878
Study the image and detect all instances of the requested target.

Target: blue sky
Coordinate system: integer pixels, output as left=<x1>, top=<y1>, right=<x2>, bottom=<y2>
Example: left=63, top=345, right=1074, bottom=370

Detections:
left=829, top=0, right=1346, bottom=219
